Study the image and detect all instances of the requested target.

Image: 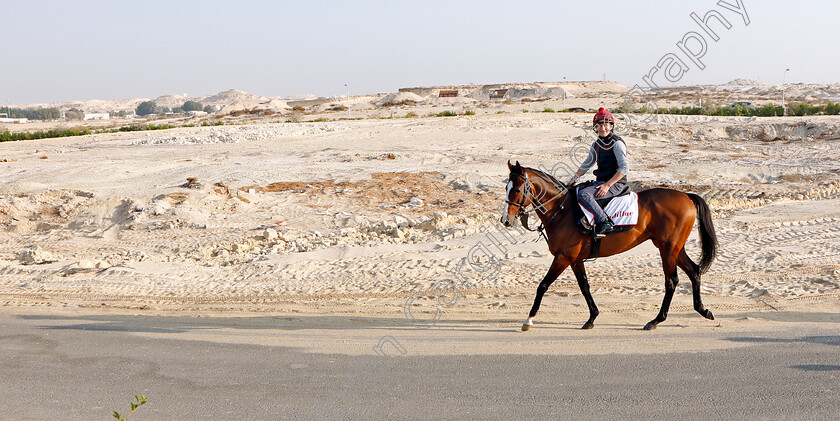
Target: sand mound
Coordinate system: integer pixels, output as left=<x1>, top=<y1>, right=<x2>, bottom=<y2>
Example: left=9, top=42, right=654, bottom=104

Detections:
left=702, top=79, right=840, bottom=101
left=213, top=93, right=292, bottom=114
left=153, top=94, right=191, bottom=109
left=376, top=92, right=426, bottom=106
left=254, top=98, right=291, bottom=111
left=721, top=78, right=772, bottom=90
left=725, top=121, right=839, bottom=141
left=200, top=89, right=268, bottom=107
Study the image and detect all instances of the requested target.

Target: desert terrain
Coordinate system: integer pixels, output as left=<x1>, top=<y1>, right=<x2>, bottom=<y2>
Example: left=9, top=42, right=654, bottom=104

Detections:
left=1, top=80, right=840, bottom=342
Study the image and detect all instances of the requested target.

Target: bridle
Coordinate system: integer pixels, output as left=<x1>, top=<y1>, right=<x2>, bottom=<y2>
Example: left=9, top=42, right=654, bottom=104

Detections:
left=505, top=173, right=534, bottom=218
left=507, top=172, right=568, bottom=215
left=505, top=171, right=571, bottom=235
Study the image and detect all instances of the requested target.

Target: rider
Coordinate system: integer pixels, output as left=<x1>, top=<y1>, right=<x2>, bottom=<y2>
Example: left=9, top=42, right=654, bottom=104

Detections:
left=568, top=107, right=629, bottom=235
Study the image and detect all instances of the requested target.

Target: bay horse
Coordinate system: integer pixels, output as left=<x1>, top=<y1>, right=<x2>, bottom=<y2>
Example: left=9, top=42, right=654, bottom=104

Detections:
left=502, top=161, right=718, bottom=331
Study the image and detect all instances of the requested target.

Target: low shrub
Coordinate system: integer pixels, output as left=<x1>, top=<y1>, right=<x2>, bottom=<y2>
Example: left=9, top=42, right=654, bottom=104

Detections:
left=0, top=128, right=91, bottom=142
left=115, top=123, right=176, bottom=132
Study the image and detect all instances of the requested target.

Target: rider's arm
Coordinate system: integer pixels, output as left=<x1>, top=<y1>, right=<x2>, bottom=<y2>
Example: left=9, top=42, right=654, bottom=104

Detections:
left=570, top=144, right=597, bottom=184
left=603, top=171, right=625, bottom=188
left=613, top=141, right=629, bottom=178
left=569, top=168, right=586, bottom=185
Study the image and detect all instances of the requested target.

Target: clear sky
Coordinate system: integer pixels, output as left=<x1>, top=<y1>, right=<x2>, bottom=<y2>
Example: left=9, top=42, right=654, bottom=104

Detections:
left=1, top=0, right=838, bottom=104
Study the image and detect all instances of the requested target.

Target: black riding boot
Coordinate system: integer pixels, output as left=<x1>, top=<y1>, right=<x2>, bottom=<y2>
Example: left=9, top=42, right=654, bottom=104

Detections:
left=595, top=220, right=614, bottom=236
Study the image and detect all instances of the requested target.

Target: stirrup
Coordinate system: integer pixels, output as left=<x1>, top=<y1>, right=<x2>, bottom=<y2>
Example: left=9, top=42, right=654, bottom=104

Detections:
left=594, top=221, right=613, bottom=237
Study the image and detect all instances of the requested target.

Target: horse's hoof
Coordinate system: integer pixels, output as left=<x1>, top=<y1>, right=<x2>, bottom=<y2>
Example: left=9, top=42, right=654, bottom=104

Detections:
left=522, top=317, right=534, bottom=332
left=581, top=322, right=594, bottom=330
left=703, top=310, right=715, bottom=320
left=643, top=322, right=657, bottom=331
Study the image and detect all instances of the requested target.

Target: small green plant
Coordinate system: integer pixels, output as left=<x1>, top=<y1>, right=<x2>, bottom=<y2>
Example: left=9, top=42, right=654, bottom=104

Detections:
left=113, top=395, right=147, bottom=420
left=824, top=102, right=840, bottom=115
left=464, top=109, right=476, bottom=115
left=542, top=108, right=555, bottom=113
left=404, top=112, right=418, bottom=118
left=435, top=110, right=458, bottom=117
left=755, top=104, right=784, bottom=116
left=200, top=120, right=225, bottom=126
left=114, top=123, right=176, bottom=132
left=786, top=102, right=820, bottom=117
left=287, top=110, right=303, bottom=123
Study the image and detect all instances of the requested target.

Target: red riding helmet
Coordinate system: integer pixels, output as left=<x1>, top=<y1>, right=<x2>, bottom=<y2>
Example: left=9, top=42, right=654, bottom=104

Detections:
left=593, top=107, right=614, bottom=125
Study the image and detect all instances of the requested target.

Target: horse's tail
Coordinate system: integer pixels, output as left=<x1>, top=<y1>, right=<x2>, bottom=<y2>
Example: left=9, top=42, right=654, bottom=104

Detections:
left=688, top=193, right=718, bottom=274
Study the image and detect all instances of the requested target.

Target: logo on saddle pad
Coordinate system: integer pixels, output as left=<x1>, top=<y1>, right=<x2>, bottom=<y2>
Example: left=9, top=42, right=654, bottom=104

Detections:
left=579, top=192, right=639, bottom=227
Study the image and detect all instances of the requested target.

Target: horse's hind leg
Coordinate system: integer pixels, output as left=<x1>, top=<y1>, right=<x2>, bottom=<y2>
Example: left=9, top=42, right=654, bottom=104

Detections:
left=523, top=256, right=567, bottom=331
left=572, top=263, right=599, bottom=329
left=677, top=248, right=714, bottom=320
left=645, top=245, right=680, bottom=330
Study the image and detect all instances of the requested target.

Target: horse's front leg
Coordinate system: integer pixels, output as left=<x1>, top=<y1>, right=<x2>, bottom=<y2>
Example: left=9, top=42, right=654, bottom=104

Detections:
left=523, top=255, right=567, bottom=331
left=571, top=263, right=599, bottom=329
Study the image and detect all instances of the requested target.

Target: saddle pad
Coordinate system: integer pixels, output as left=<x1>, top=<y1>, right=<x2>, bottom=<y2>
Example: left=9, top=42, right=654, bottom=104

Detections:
left=579, top=191, right=639, bottom=227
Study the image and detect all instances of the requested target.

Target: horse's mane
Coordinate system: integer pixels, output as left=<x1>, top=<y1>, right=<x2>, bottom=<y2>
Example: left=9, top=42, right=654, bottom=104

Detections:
left=521, top=166, right=567, bottom=192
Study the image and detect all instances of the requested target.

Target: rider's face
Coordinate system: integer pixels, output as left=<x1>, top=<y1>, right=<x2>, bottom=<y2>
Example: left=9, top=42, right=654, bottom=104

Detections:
left=595, top=121, right=612, bottom=137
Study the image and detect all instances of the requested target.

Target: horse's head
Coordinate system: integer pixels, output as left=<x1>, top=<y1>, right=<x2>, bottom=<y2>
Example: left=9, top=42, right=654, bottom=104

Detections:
left=502, top=161, right=569, bottom=227
left=501, top=160, right=531, bottom=227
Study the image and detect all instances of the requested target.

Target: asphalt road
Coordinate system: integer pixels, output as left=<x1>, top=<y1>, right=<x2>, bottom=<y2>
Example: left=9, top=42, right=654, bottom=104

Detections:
left=1, top=311, right=838, bottom=420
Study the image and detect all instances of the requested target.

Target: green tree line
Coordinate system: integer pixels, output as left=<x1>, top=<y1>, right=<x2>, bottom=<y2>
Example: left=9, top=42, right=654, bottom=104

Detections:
left=2, top=107, right=61, bottom=120
left=616, top=102, right=840, bottom=117
left=0, top=128, right=91, bottom=142
left=135, top=100, right=215, bottom=116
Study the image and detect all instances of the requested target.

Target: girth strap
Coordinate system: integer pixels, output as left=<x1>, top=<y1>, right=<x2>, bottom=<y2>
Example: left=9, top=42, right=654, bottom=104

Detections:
left=588, top=236, right=602, bottom=261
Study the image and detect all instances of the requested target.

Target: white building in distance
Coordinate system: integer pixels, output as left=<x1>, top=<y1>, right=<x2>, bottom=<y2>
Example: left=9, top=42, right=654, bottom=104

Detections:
left=84, top=113, right=110, bottom=121
left=0, top=117, right=28, bottom=123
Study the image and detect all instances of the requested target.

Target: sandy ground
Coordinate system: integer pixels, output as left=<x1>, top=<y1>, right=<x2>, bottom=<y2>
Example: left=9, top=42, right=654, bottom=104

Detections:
left=2, top=95, right=840, bottom=352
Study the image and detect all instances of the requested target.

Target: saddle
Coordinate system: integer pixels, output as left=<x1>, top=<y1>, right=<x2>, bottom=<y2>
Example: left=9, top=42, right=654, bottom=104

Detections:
left=573, top=181, right=635, bottom=236
left=599, top=185, right=631, bottom=206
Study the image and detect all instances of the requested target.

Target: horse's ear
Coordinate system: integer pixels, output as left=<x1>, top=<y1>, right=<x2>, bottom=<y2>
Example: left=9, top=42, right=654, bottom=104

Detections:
left=507, top=160, right=512, bottom=170
left=515, top=160, right=521, bottom=169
